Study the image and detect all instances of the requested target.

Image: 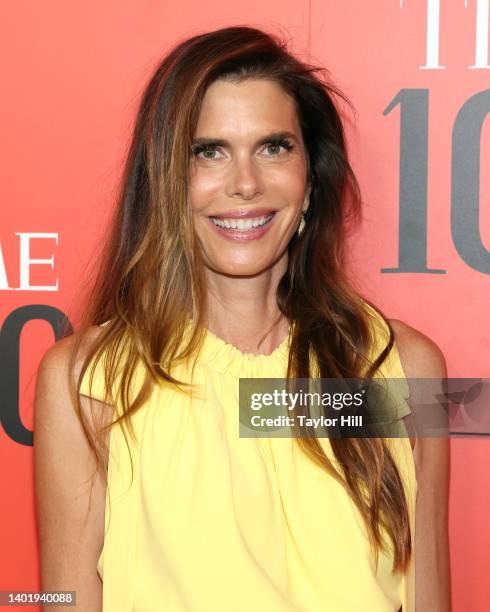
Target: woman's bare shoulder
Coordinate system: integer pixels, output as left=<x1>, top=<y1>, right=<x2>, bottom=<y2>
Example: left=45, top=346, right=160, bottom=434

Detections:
left=36, top=325, right=113, bottom=427
left=41, top=325, right=106, bottom=361
left=388, top=318, right=449, bottom=468
left=387, top=318, right=447, bottom=379
left=38, top=325, right=106, bottom=381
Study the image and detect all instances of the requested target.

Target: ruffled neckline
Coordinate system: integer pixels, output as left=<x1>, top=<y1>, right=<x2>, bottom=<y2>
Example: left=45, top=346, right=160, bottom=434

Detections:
left=183, top=319, right=292, bottom=377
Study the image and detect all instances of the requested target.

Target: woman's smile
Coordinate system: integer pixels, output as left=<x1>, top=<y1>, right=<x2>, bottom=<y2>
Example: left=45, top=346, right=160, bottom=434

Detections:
left=207, top=211, right=276, bottom=241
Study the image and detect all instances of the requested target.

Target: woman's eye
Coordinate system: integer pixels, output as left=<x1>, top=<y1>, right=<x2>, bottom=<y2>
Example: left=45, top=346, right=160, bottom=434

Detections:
left=264, top=140, right=294, bottom=156
left=192, top=145, right=221, bottom=160
left=266, top=144, right=281, bottom=155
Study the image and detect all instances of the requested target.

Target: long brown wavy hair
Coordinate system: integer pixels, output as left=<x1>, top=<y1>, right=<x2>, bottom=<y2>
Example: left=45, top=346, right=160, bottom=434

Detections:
left=65, top=25, right=411, bottom=574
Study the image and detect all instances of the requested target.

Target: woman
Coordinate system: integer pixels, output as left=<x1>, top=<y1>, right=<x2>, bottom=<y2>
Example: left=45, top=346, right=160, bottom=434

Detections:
left=34, top=26, right=450, bottom=611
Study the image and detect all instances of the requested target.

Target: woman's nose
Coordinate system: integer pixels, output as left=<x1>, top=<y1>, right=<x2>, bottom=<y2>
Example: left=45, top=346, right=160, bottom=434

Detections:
left=226, top=155, right=263, bottom=200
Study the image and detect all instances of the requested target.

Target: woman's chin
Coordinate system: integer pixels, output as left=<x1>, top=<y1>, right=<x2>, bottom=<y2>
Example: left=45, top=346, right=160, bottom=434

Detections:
left=205, top=259, right=275, bottom=278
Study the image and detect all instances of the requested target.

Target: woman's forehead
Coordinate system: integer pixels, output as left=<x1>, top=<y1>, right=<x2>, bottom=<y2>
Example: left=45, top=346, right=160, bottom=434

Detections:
left=195, top=78, right=301, bottom=137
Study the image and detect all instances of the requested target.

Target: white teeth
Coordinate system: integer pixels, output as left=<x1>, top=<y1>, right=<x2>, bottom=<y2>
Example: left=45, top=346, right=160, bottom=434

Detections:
left=211, top=214, right=274, bottom=230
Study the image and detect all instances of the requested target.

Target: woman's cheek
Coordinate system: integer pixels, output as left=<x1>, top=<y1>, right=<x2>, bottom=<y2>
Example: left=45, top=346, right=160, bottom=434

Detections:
left=189, top=174, right=222, bottom=214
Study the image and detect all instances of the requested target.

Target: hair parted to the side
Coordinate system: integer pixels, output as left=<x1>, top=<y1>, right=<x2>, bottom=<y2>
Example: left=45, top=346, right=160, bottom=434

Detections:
left=65, top=25, right=411, bottom=574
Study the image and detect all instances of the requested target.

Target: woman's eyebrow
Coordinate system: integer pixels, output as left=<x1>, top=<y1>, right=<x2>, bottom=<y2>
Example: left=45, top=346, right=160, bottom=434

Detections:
left=191, top=130, right=298, bottom=147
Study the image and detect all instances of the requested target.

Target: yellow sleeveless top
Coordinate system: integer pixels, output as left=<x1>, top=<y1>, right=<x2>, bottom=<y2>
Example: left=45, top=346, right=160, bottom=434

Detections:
left=80, top=303, right=416, bottom=611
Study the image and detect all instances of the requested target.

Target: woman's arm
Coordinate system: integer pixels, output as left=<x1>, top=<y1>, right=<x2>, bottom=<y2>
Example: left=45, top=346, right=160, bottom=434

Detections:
left=390, top=319, right=451, bottom=612
left=34, top=332, right=110, bottom=611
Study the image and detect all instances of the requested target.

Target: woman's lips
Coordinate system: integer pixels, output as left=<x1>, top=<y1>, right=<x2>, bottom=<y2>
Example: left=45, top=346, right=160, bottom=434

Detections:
left=208, top=212, right=276, bottom=242
left=208, top=207, right=277, bottom=219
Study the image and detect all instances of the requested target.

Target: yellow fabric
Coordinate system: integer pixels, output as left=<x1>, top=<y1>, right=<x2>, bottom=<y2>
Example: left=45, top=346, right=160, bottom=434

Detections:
left=80, top=304, right=416, bottom=611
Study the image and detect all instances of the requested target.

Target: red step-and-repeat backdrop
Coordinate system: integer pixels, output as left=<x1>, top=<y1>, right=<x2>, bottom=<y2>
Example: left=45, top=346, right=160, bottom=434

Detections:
left=1, top=1, right=489, bottom=610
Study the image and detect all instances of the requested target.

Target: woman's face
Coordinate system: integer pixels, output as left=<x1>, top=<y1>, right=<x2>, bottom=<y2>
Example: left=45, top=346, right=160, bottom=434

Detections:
left=188, top=78, right=309, bottom=277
